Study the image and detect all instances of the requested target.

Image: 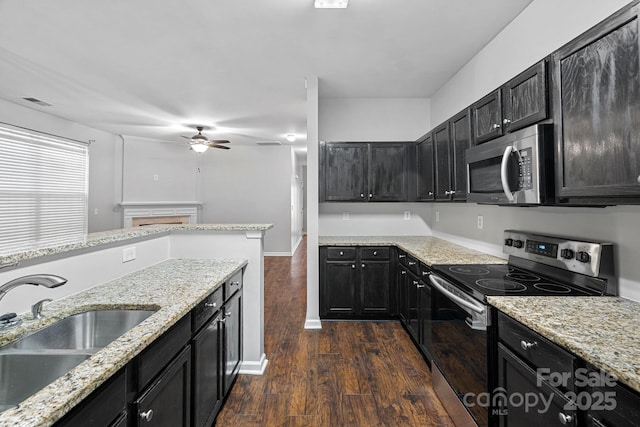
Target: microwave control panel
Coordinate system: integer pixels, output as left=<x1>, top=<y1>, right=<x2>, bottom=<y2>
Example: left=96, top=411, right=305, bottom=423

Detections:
left=517, top=148, right=533, bottom=190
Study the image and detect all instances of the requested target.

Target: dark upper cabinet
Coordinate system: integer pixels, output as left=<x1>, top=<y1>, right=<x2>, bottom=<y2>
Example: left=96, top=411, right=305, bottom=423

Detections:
left=433, top=122, right=452, bottom=201
left=471, top=89, right=503, bottom=144
left=552, top=2, right=640, bottom=203
left=368, top=143, right=408, bottom=201
left=471, top=59, right=549, bottom=145
left=320, top=142, right=411, bottom=202
left=503, top=60, right=548, bottom=133
left=416, top=133, right=435, bottom=201
left=322, top=142, right=368, bottom=201
left=449, top=109, right=472, bottom=201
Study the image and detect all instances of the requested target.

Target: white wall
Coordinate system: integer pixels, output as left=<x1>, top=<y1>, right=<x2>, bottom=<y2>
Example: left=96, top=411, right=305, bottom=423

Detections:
left=429, top=0, right=640, bottom=301
left=0, top=99, right=121, bottom=232
left=291, top=150, right=304, bottom=252
left=318, top=97, right=432, bottom=236
left=199, top=145, right=294, bottom=255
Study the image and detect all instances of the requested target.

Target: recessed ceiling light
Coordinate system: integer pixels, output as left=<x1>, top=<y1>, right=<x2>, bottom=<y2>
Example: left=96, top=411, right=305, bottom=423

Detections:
left=314, top=0, right=348, bottom=9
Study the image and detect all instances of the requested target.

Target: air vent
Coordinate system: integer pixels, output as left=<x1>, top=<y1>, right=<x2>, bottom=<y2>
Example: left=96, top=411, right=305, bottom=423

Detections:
left=23, top=97, right=53, bottom=107
left=256, top=141, right=282, bottom=146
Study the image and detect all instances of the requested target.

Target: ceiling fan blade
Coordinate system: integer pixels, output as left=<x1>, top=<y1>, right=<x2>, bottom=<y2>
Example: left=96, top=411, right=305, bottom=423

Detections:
left=208, top=140, right=231, bottom=144
left=181, top=135, right=192, bottom=140
left=211, top=144, right=231, bottom=150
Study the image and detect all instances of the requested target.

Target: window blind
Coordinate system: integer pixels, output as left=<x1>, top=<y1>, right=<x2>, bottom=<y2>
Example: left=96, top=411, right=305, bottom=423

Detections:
left=0, top=123, right=88, bottom=255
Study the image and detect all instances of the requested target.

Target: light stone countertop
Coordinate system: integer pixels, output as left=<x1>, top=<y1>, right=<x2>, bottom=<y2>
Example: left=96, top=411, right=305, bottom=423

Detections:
left=319, top=235, right=506, bottom=266
left=0, top=224, right=272, bottom=267
left=0, top=258, right=247, bottom=427
left=488, top=296, right=640, bottom=394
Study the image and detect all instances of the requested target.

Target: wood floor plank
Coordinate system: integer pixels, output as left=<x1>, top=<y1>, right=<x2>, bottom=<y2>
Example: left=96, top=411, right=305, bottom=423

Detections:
left=215, top=237, right=455, bottom=426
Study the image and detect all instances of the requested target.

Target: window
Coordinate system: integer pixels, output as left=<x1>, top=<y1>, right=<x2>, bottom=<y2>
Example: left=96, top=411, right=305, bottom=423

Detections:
left=0, top=123, right=88, bottom=255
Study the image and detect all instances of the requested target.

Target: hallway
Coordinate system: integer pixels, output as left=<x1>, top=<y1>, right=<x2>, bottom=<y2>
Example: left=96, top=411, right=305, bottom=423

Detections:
left=216, top=239, right=454, bottom=426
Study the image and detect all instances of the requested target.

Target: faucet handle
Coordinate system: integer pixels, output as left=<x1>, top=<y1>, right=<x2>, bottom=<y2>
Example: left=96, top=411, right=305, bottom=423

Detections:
left=31, top=299, right=53, bottom=320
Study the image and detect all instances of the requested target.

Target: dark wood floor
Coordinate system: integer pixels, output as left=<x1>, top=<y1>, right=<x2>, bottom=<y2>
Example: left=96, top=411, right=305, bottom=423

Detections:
left=216, top=237, right=454, bottom=426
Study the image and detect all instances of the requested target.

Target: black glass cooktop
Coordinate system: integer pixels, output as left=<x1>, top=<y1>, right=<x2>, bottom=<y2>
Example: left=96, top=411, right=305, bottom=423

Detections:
left=431, top=264, right=599, bottom=300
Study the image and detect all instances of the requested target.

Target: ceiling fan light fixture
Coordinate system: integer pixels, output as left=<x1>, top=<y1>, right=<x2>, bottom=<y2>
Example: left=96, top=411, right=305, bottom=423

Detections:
left=314, top=0, right=348, bottom=8
left=191, top=142, right=209, bottom=153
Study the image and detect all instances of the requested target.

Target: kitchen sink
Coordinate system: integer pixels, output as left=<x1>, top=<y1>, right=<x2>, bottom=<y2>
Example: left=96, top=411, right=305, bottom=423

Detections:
left=4, top=309, right=156, bottom=352
left=0, top=351, right=92, bottom=412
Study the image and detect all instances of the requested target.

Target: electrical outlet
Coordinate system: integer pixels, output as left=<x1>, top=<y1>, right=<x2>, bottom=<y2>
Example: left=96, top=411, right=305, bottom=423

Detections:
left=342, top=212, right=350, bottom=220
left=477, top=215, right=484, bottom=230
left=436, top=211, right=440, bottom=222
left=122, top=247, right=136, bottom=263
left=403, top=211, right=411, bottom=220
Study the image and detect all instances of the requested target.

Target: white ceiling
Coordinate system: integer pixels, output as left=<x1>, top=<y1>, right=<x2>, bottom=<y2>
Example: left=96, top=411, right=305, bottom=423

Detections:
left=0, top=0, right=532, bottom=150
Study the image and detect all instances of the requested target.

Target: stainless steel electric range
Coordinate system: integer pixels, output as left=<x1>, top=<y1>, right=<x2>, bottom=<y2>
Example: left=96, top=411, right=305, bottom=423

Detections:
left=426, top=230, right=616, bottom=427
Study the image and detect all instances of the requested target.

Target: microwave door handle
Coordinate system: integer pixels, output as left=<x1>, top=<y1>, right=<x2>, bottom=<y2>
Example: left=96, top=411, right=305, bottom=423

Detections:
left=428, top=274, right=485, bottom=314
left=500, top=146, right=516, bottom=202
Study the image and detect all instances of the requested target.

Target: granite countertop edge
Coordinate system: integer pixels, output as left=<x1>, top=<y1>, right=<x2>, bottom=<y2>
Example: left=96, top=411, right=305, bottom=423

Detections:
left=488, top=296, right=640, bottom=394
left=0, top=258, right=248, bottom=427
left=0, top=224, right=272, bottom=266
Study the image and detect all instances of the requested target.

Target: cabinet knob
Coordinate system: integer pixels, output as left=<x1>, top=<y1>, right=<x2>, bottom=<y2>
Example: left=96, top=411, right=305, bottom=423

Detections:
left=428, top=191, right=433, bottom=196
left=558, top=412, right=573, bottom=425
left=204, top=302, right=217, bottom=308
left=412, top=280, right=419, bottom=286
left=503, top=118, right=511, bottom=126
left=492, top=123, right=501, bottom=130
left=369, top=193, right=373, bottom=198
left=225, top=311, right=232, bottom=317
left=339, top=251, right=344, bottom=256
left=373, top=251, right=377, bottom=256
left=360, top=193, right=365, bottom=198
left=140, top=409, right=154, bottom=422
left=401, top=271, right=406, bottom=275
left=352, top=264, right=356, bottom=269
left=520, top=340, right=538, bottom=351
left=361, top=263, right=365, bottom=268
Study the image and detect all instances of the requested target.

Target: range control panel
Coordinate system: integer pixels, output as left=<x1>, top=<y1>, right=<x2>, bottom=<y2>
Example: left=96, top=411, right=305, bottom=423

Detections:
left=502, top=230, right=612, bottom=277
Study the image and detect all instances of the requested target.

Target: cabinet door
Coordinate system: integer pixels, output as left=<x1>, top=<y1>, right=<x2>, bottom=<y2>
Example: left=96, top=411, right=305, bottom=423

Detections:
left=417, top=280, right=432, bottom=360
left=323, top=143, right=368, bottom=201
left=552, top=4, right=640, bottom=201
left=497, top=343, right=577, bottom=427
left=192, top=312, right=222, bottom=427
left=368, top=143, right=408, bottom=201
left=397, top=264, right=408, bottom=323
left=406, top=273, right=420, bottom=341
left=449, top=109, right=472, bottom=201
left=433, top=123, right=452, bottom=201
left=359, top=261, right=390, bottom=315
left=503, top=60, right=548, bottom=133
left=133, top=345, right=191, bottom=427
left=223, top=291, right=242, bottom=395
left=416, top=134, right=435, bottom=201
left=472, top=89, right=503, bottom=144
left=321, top=261, right=357, bottom=317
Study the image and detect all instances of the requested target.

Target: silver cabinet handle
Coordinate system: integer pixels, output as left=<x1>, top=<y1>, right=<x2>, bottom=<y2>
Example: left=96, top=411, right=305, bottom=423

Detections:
left=492, top=123, right=501, bottom=129
left=444, top=190, right=450, bottom=195
left=398, top=254, right=406, bottom=259
left=416, top=284, right=425, bottom=289
left=204, top=302, right=217, bottom=308
left=520, top=340, right=537, bottom=351
left=231, top=281, right=239, bottom=287
left=422, top=270, right=429, bottom=276
left=219, top=318, right=226, bottom=324
left=558, top=412, right=573, bottom=425
left=225, top=311, right=232, bottom=317
left=428, top=191, right=433, bottom=196
left=351, top=264, right=356, bottom=269
left=503, top=118, right=511, bottom=126
left=360, top=193, right=364, bottom=198
left=339, top=251, right=344, bottom=256
left=373, top=251, right=377, bottom=256
left=361, top=263, right=365, bottom=268
left=401, top=271, right=406, bottom=275
left=408, top=261, right=416, bottom=266
left=369, top=193, right=373, bottom=198
left=449, top=190, right=456, bottom=195
left=140, top=409, right=153, bottom=422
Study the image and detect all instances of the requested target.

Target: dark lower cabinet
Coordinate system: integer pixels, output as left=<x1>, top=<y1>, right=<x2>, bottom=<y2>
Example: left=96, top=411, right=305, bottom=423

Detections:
left=320, top=246, right=393, bottom=319
left=552, top=2, right=640, bottom=203
left=586, top=363, right=640, bottom=427
left=133, top=345, right=191, bottom=427
left=223, top=289, right=242, bottom=395
left=192, top=311, right=223, bottom=427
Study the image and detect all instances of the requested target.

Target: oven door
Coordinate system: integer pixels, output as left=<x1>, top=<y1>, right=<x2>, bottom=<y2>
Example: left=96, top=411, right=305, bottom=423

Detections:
left=429, top=273, right=489, bottom=427
left=466, top=124, right=548, bottom=205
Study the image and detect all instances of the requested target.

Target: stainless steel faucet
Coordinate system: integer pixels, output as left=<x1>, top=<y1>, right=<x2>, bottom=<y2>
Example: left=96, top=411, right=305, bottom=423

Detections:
left=0, top=274, right=67, bottom=328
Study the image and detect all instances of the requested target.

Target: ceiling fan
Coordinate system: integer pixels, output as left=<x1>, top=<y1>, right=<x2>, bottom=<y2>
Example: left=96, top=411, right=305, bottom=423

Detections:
left=182, top=126, right=231, bottom=153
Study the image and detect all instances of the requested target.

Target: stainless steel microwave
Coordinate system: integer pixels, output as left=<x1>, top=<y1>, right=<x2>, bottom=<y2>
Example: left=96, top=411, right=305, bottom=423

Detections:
left=466, top=124, right=554, bottom=205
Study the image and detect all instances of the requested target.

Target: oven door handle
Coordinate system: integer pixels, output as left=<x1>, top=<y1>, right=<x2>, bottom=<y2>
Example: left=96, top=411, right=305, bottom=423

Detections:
left=500, top=145, right=516, bottom=202
left=428, top=274, right=485, bottom=315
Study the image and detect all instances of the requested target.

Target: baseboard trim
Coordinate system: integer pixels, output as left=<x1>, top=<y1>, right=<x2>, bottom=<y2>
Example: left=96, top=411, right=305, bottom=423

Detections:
left=239, top=353, right=269, bottom=375
left=304, top=318, right=322, bottom=329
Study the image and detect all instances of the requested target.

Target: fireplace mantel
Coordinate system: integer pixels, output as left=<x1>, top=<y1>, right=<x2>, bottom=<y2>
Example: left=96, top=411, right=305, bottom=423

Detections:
left=120, top=201, right=202, bottom=228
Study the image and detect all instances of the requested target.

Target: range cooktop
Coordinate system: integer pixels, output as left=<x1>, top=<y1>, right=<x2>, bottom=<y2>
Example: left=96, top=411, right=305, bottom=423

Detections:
left=430, top=263, right=601, bottom=301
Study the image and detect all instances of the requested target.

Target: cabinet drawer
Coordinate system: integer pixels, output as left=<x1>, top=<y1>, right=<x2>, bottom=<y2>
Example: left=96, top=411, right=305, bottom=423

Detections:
left=224, top=270, right=243, bottom=300
left=498, top=312, right=575, bottom=388
left=360, top=247, right=390, bottom=260
left=192, top=287, right=223, bottom=333
left=136, top=314, right=191, bottom=391
left=326, top=247, right=356, bottom=260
